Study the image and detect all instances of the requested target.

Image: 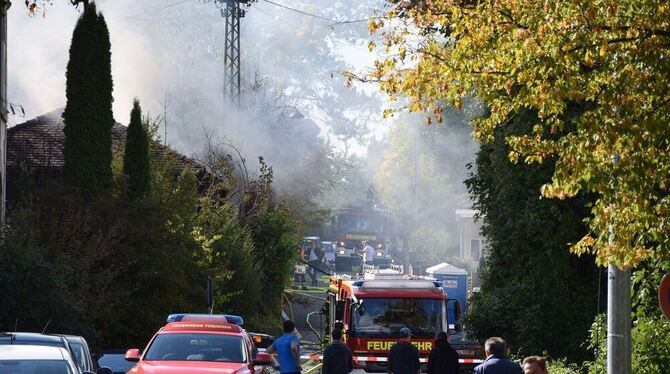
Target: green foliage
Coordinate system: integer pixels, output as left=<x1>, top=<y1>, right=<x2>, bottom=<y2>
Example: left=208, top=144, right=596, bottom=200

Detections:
left=108, top=164, right=203, bottom=348
left=0, top=210, right=84, bottom=334
left=465, top=109, right=599, bottom=361
left=246, top=159, right=301, bottom=319
left=630, top=317, right=670, bottom=374
left=2, top=135, right=302, bottom=347
left=579, top=314, right=670, bottom=374
left=123, top=98, right=151, bottom=200
left=369, top=0, right=670, bottom=267
left=546, top=360, right=582, bottom=374
left=193, top=190, right=260, bottom=317
left=62, top=3, right=114, bottom=195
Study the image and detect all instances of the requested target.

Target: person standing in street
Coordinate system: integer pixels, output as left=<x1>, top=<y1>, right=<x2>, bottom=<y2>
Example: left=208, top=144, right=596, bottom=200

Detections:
left=267, top=320, right=301, bottom=374
left=322, top=328, right=353, bottom=374
left=307, top=243, right=323, bottom=287
left=361, top=241, right=375, bottom=266
left=522, top=356, right=548, bottom=374
left=473, top=337, right=522, bottom=374
left=387, top=327, right=420, bottom=374
left=427, top=331, right=460, bottom=374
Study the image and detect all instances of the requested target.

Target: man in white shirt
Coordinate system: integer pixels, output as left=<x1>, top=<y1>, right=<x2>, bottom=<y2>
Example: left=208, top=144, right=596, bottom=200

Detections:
left=361, top=241, right=375, bottom=266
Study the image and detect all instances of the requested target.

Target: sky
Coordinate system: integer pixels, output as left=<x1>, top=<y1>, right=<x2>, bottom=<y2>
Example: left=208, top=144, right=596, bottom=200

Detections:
left=6, top=0, right=389, bottom=156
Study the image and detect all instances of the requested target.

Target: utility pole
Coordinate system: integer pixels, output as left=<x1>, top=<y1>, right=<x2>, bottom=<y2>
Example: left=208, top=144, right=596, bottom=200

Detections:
left=405, top=124, right=420, bottom=270
left=607, top=154, right=631, bottom=374
left=0, top=0, right=10, bottom=226
left=216, top=0, right=255, bottom=106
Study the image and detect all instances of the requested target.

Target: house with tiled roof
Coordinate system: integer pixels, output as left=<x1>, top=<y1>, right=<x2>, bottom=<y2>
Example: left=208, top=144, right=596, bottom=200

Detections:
left=7, top=108, right=212, bottom=206
left=7, top=109, right=127, bottom=171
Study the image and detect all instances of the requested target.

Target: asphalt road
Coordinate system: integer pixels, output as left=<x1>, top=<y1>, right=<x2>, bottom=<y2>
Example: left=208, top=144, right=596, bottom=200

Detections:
left=285, top=286, right=328, bottom=345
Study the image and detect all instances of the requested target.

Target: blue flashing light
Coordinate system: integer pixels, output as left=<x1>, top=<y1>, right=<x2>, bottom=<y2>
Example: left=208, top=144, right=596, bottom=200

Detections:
left=166, top=313, right=244, bottom=325
left=224, top=315, right=244, bottom=326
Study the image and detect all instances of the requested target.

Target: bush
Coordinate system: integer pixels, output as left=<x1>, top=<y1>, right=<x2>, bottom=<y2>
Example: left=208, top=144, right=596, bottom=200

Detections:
left=574, top=314, right=670, bottom=374
left=546, top=359, right=582, bottom=374
left=0, top=210, right=85, bottom=334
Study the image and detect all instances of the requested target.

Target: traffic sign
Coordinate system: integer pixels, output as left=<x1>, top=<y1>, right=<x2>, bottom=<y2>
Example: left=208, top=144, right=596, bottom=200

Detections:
left=660, top=272, right=670, bottom=321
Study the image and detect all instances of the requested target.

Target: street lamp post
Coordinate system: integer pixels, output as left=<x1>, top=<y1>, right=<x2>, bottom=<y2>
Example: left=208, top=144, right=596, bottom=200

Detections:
left=607, top=154, right=631, bottom=374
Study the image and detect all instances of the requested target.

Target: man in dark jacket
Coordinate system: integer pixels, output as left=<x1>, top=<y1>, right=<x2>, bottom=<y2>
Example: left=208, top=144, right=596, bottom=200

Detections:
left=427, top=332, right=460, bottom=374
left=473, top=337, right=522, bottom=374
left=388, top=327, right=420, bottom=374
left=322, top=329, right=353, bottom=374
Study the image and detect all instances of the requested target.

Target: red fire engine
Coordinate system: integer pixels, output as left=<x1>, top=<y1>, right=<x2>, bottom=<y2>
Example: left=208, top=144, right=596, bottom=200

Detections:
left=323, top=267, right=473, bottom=372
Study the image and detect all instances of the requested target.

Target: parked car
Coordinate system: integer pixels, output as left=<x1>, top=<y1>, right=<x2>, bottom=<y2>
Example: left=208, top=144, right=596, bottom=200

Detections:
left=96, top=350, right=137, bottom=374
left=125, top=314, right=276, bottom=374
left=0, top=332, right=111, bottom=374
left=0, top=344, right=80, bottom=374
left=53, top=334, right=96, bottom=373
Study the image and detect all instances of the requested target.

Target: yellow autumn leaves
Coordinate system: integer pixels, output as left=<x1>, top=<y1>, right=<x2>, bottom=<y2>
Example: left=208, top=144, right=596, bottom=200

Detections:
left=366, top=0, right=670, bottom=268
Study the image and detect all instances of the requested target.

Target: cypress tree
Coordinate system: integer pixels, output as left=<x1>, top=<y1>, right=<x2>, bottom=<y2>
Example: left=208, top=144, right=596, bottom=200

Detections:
left=123, top=98, right=151, bottom=200
left=62, top=3, right=114, bottom=195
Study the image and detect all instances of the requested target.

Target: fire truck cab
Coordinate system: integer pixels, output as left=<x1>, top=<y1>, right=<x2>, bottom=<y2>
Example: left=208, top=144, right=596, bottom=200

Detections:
left=324, top=267, right=461, bottom=372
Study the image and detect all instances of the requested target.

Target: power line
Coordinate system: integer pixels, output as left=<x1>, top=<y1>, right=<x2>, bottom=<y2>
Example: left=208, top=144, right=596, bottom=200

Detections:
left=261, top=0, right=384, bottom=27
left=253, top=4, right=304, bottom=29
left=125, top=0, right=196, bottom=20
left=262, top=0, right=335, bottom=23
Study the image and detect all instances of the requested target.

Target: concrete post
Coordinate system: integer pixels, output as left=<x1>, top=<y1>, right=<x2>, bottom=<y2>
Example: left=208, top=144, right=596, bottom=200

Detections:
left=607, top=262, right=631, bottom=374
left=607, top=153, right=631, bottom=374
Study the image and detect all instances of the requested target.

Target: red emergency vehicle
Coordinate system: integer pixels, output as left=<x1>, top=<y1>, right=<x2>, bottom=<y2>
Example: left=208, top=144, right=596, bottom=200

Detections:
left=124, top=314, right=274, bottom=374
left=324, top=268, right=464, bottom=372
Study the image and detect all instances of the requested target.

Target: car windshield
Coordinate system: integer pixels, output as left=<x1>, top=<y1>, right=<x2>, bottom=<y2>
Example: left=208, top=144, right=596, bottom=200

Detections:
left=144, top=333, right=245, bottom=362
left=97, top=352, right=136, bottom=374
left=353, top=298, right=444, bottom=338
left=338, top=215, right=385, bottom=233
left=0, top=359, right=73, bottom=374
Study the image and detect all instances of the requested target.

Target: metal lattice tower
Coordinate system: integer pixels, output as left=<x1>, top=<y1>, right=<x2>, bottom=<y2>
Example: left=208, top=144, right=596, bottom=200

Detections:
left=218, top=0, right=254, bottom=106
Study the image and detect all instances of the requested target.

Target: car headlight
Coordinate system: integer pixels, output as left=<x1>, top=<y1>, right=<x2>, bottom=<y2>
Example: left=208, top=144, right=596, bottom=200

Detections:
left=339, top=250, right=345, bottom=255
left=376, top=252, right=382, bottom=256
left=377, top=244, right=383, bottom=248
left=338, top=242, right=345, bottom=247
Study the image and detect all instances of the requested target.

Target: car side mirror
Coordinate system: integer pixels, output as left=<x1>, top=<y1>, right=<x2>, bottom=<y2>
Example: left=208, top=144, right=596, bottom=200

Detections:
left=125, top=348, right=141, bottom=362
left=253, top=352, right=274, bottom=366
left=96, top=367, right=113, bottom=374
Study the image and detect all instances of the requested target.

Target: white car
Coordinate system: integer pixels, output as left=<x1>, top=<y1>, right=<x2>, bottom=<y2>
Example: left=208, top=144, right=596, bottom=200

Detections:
left=0, top=344, right=81, bottom=374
